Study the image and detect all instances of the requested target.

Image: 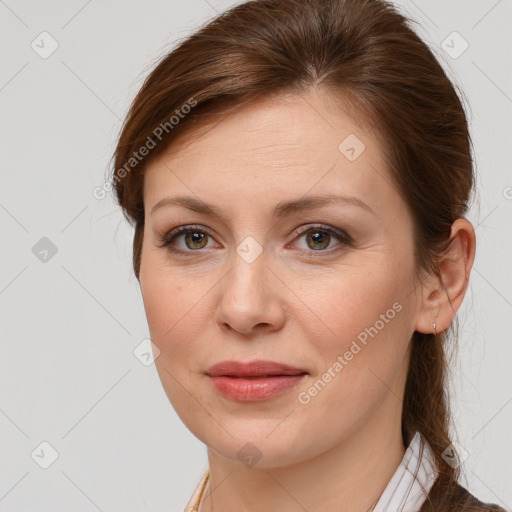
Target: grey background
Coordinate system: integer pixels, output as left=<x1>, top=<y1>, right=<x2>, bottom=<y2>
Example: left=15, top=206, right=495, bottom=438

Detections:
left=0, top=0, right=511, bottom=510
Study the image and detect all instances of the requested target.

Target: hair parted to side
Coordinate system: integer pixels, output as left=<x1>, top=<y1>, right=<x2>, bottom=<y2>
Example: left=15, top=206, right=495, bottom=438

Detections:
left=110, top=0, right=493, bottom=509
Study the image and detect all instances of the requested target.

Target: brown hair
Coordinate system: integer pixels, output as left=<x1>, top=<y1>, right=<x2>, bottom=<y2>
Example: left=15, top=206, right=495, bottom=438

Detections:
left=110, top=0, right=500, bottom=509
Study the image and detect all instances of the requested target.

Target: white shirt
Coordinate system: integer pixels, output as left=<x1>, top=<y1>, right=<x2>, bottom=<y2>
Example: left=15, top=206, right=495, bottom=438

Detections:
left=184, top=431, right=438, bottom=512
left=373, top=431, right=438, bottom=511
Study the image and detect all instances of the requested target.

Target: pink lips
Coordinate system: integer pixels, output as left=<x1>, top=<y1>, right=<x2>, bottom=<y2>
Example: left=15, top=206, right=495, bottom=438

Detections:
left=205, top=359, right=308, bottom=402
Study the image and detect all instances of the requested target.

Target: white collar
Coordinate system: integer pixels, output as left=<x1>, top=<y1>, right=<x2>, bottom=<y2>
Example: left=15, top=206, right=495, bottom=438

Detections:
left=373, top=431, right=439, bottom=512
left=185, top=431, right=438, bottom=512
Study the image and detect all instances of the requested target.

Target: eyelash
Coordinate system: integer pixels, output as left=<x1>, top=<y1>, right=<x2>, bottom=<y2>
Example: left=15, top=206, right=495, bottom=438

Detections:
left=157, top=224, right=353, bottom=257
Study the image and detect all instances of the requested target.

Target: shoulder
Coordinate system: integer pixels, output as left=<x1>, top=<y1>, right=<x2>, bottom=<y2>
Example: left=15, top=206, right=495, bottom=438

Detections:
left=451, top=482, right=508, bottom=511
left=419, top=476, right=507, bottom=511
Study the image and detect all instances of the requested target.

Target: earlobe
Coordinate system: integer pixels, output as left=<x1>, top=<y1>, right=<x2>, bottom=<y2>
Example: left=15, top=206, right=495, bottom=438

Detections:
left=414, top=218, right=476, bottom=335
left=414, top=284, right=441, bottom=335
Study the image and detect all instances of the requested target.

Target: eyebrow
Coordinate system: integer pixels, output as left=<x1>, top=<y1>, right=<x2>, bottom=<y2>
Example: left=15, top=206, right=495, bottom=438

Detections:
left=150, top=193, right=375, bottom=218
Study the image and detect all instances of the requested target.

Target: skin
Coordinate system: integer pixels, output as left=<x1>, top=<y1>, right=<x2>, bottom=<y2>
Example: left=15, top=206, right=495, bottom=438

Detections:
left=138, top=87, right=476, bottom=512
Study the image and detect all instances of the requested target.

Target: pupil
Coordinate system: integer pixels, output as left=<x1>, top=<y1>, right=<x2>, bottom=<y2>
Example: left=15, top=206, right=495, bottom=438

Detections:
left=187, top=232, right=206, bottom=248
left=309, top=231, right=329, bottom=250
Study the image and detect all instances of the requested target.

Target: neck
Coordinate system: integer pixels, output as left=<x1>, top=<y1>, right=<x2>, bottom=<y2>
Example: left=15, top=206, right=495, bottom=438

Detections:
left=199, top=398, right=406, bottom=512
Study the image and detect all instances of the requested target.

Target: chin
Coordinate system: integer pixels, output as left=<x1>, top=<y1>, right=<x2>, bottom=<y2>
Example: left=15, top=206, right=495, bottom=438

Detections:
left=194, top=422, right=318, bottom=469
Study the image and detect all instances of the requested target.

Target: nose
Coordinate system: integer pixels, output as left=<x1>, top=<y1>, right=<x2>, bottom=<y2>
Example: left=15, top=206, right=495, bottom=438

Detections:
left=215, top=249, right=287, bottom=336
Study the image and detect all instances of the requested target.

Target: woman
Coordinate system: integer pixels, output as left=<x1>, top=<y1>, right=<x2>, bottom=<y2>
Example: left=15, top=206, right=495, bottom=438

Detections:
left=110, top=0, right=507, bottom=510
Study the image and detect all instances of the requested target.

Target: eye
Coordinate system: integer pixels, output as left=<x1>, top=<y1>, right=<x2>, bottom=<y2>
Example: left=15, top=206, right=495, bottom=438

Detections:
left=290, top=224, right=352, bottom=254
left=158, top=225, right=218, bottom=255
left=158, top=223, right=352, bottom=256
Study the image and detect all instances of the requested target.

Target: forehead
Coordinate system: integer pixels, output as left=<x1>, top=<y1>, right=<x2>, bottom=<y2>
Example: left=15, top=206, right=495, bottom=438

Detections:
left=143, top=89, right=400, bottom=215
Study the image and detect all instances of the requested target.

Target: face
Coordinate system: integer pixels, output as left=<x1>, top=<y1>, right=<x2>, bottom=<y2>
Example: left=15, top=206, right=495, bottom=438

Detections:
left=139, top=88, right=423, bottom=468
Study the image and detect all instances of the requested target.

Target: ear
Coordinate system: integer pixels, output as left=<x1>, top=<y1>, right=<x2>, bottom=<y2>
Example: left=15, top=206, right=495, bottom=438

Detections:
left=414, top=218, right=476, bottom=335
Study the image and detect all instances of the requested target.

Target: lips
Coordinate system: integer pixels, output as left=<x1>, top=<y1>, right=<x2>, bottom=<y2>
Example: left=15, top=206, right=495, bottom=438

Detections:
left=205, top=359, right=308, bottom=378
left=205, top=360, right=308, bottom=402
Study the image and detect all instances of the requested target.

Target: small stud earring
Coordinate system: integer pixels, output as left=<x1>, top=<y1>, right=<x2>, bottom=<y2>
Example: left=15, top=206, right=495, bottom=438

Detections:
left=433, top=322, right=437, bottom=336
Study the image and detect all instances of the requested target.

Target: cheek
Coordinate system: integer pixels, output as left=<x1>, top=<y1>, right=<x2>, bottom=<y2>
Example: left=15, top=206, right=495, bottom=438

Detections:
left=290, top=285, right=411, bottom=446
left=139, top=256, right=212, bottom=429
left=306, top=260, right=407, bottom=340
left=301, top=254, right=414, bottom=378
left=139, top=249, right=204, bottom=360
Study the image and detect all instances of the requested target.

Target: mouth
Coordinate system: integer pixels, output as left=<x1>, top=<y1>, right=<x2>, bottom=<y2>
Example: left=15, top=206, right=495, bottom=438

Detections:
left=207, top=373, right=308, bottom=402
left=219, top=372, right=308, bottom=378
left=205, top=359, right=309, bottom=378
left=204, top=360, right=309, bottom=402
